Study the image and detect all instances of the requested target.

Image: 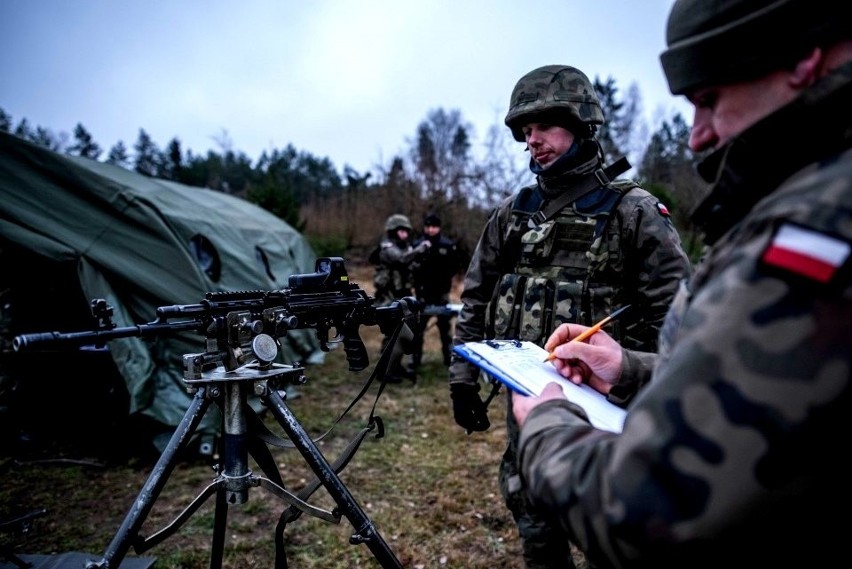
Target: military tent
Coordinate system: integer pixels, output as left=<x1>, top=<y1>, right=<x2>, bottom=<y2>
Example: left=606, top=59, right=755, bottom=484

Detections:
left=0, top=131, right=324, bottom=456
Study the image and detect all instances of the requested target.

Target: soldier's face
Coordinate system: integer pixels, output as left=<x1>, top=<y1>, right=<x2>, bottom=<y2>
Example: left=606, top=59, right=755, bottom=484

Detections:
left=686, top=68, right=802, bottom=152
left=522, top=122, right=575, bottom=169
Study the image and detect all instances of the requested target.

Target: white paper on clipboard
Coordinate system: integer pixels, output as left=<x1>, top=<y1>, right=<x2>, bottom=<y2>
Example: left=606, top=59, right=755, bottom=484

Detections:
left=454, top=340, right=626, bottom=433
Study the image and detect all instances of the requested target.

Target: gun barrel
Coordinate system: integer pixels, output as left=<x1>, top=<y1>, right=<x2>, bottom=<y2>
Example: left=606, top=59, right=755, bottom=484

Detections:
left=12, top=320, right=200, bottom=352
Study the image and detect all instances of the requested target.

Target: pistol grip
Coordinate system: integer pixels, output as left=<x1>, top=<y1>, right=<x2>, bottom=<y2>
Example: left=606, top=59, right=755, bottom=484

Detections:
left=343, top=335, right=369, bottom=372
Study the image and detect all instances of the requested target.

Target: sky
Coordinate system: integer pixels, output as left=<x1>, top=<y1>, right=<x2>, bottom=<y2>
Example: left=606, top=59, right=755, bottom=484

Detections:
left=1, top=0, right=690, bottom=176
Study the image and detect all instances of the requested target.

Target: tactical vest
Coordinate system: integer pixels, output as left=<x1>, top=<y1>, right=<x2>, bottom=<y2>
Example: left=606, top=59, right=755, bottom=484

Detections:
left=487, top=179, right=635, bottom=345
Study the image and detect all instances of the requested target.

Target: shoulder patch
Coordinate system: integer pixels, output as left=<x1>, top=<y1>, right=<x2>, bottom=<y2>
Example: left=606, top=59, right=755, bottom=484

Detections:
left=656, top=202, right=671, bottom=217
left=760, top=222, right=851, bottom=284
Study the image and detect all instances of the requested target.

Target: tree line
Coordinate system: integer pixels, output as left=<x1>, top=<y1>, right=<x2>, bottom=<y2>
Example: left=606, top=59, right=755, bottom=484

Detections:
left=0, top=75, right=708, bottom=263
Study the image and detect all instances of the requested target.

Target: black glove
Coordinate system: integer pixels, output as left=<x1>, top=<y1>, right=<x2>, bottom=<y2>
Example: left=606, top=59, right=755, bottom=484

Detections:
left=450, top=383, right=490, bottom=433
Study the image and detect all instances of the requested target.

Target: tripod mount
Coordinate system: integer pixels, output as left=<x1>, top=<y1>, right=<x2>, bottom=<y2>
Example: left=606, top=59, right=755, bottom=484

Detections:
left=12, top=257, right=417, bottom=569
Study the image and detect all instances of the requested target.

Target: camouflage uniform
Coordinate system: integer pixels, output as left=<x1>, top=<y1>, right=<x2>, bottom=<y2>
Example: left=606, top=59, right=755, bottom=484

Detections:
left=450, top=65, right=691, bottom=569
left=517, top=16, right=852, bottom=569
left=373, top=214, right=428, bottom=308
left=374, top=214, right=429, bottom=381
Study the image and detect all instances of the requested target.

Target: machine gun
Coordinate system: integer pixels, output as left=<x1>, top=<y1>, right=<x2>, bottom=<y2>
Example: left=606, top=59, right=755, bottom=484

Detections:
left=12, top=257, right=417, bottom=569
left=14, top=256, right=414, bottom=375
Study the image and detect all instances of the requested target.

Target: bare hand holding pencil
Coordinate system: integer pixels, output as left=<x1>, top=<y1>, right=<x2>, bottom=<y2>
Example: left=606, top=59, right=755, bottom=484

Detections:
left=543, top=305, right=631, bottom=362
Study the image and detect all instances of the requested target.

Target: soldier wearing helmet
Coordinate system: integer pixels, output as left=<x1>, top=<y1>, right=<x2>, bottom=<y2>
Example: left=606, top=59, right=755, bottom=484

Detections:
left=513, top=2, right=852, bottom=568
left=372, top=213, right=430, bottom=383
left=448, top=64, right=691, bottom=569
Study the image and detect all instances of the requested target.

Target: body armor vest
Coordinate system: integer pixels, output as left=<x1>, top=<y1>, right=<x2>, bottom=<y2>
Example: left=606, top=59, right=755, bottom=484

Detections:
left=488, top=180, right=633, bottom=345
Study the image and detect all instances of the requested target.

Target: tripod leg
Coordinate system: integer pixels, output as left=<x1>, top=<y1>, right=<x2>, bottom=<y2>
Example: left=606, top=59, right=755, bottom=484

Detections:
left=210, top=489, right=228, bottom=569
left=263, top=389, right=404, bottom=569
left=85, top=388, right=213, bottom=569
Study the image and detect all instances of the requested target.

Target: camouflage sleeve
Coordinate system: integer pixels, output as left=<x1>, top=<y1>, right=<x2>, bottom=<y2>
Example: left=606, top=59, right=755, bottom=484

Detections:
left=448, top=196, right=515, bottom=386
left=603, top=187, right=691, bottom=404
left=518, top=189, right=852, bottom=566
left=379, top=239, right=428, bottom=266
left=606, top=347, right=657, bottom=407
left=615, top=187, right=692, bottom=352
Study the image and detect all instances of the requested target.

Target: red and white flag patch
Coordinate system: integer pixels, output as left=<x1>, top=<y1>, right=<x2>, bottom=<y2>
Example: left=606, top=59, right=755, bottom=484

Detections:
left=761, top=223, right=850, bottom=283
left=657, top=202, right=670, bottom=217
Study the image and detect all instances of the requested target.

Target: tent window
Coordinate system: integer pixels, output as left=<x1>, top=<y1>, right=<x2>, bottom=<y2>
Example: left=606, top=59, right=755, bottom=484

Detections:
left=255, top=246, right=276, bottom=281
left=189, top=234, right=221, bottom=282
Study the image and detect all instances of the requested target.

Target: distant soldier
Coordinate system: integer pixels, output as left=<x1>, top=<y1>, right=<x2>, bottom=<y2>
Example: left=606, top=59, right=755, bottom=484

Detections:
left=411, top=213, right=461, bottom=368
left=513, top=1, right=852, bottom=567
left=448, top=64, right=692, bottom=569
left=372, top=213, right=430, bottom=382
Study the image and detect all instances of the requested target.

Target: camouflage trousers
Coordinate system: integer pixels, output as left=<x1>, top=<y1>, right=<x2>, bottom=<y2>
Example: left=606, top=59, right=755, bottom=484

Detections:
left=500, top=391, right=579, bottom=569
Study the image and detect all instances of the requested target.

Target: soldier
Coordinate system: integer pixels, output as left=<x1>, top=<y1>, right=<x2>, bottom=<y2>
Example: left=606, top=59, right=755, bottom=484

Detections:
left=448, top=64, right=692, bottom=568
left=411, top=213, right=461, bottom=369
left=513, top=1, right=852, bottom=567
left=373, top=213, right=430, bottom=383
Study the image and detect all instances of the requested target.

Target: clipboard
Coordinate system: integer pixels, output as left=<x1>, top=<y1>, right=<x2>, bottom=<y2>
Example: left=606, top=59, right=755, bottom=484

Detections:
left=454, top=340, right=626, bottom=433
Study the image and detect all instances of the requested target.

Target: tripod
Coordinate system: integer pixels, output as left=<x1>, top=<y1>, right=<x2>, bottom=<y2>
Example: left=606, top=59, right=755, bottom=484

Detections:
left=85, top=353, right=404, bottom=569
left=7, top=258, right=416, bottom=568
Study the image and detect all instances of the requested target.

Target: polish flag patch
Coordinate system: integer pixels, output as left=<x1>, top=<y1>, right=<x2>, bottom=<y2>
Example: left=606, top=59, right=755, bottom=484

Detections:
left=657, top=202, right=670, bottom=217
left=761, top=223, right=850, bottom=283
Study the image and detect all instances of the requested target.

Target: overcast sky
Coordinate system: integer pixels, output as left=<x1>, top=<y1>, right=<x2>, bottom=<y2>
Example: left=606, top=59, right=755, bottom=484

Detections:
left=1, top=0, right=689, bottom=176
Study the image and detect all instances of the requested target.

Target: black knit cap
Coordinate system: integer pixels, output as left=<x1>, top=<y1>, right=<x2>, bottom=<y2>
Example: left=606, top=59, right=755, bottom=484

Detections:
left=660, top=0, right=851, bottom=95
left=423, top=213, right=441, bottom=227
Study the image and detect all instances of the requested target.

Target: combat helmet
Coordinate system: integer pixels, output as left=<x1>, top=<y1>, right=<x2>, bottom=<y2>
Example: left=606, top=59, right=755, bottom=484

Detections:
left=660, top=0, right=851, bottom=95
left=385, top=214, right=413, bottom=232
left=504, top=65, right=604, bottom=142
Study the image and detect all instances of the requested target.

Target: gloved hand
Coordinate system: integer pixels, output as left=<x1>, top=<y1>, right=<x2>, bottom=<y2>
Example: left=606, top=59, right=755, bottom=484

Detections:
left=450, top=383, right=490, bottom=433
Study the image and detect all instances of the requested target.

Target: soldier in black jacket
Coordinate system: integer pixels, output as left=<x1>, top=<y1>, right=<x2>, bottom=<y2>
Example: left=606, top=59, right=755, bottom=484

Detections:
left=411, top=213, right=461, bottom=369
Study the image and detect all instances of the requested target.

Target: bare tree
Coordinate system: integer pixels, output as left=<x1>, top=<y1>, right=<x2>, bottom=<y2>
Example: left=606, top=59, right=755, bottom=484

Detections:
left=408, top=108, right=478, bottom=206
left=474, top=120, right=533, bottom=208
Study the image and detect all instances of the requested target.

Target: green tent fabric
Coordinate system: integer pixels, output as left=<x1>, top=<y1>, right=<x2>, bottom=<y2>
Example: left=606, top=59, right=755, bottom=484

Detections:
left=0, top=131, right=323, bottom=451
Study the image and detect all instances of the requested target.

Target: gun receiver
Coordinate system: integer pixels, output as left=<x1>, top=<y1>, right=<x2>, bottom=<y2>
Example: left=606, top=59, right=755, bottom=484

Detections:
left=13, top=257, right=420, bottom=375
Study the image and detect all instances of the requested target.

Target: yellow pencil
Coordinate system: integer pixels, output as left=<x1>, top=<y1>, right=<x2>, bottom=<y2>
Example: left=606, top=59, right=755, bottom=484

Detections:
left=543, top=304, right=631, bottom=362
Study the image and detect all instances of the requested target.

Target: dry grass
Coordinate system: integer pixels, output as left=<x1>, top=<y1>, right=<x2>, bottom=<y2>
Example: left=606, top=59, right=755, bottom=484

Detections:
left=0, top=264, right=527, bottom=569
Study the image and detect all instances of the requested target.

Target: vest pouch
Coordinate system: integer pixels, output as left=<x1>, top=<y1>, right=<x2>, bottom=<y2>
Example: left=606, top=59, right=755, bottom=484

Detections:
left=519, top=277, right=554, bottom=343
left=490, top=273, right=526, bottom=338
left=520, top=221, right=557, bottom=264
left=550, top=217, right=599, bottom=271
left=553, top=280, right=585, bottom=328
left=588, top=285, right=618, bottom=337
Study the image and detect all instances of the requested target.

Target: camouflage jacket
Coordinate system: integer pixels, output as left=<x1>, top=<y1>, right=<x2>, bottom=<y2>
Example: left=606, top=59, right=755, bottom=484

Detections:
left=450, top=153, right=690, bottom=406
left=373, top=236, right=428, bottom=307
left=517, top=62, right=852, bottom=567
